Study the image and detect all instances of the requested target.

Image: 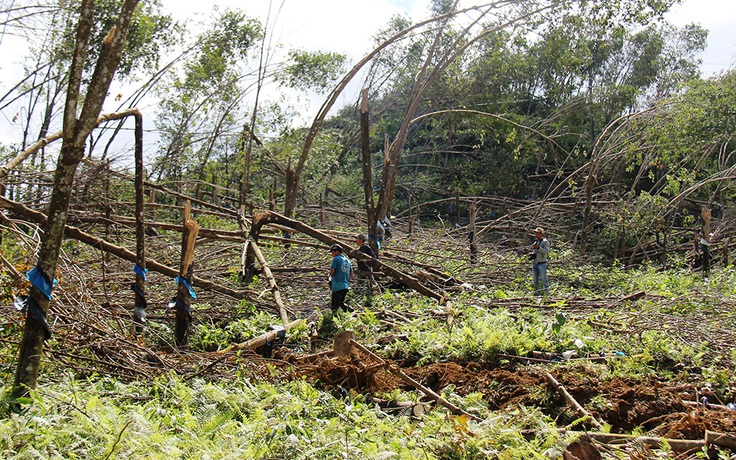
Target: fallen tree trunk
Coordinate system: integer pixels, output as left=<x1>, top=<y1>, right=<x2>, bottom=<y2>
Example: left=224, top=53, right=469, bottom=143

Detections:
left=705, top=430, right=736, bottom=451
left=248, top=240, right=291, bottom=324
left=250, top=211, right=445, bottom=302
left=0, top=196, right=245, bottom=298
left=348, top=337, right=481, bottom=421
left=545, top=372, right=604, bottom=430
left=521, top=429, right=736, bottom=453
left=217, top=319, right=304, bottom=354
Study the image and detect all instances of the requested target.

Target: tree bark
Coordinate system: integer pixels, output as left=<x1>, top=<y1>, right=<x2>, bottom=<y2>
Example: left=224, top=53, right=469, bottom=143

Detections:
left=13, top=0, right=141, bottom=399
left=248, top=240, right=290, bottom=324
left=174, top=201, right=198, bottom=347
left=359, top=88, right=376, bottom=245
left=545, top=372, right=604, bottom=430
left=218, top=319, right=304, bottom=354
left=349, top=338, right=481, bottom=421
left=132, top=111, right=146, bottom=333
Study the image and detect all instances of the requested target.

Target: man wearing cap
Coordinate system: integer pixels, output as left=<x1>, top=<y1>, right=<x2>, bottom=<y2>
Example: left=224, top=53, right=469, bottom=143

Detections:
left=329, top=243, right=353, bottom=311
left=531, top=227, right=550, bottom=296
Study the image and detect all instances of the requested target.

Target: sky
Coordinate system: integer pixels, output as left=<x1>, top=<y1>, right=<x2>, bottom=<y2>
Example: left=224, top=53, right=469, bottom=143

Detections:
left=1, top=0, right=735, bottom=149
left=158, top=0, right=735, bottom=77
left=665, top=0, right=736, bottom=75
left=117, top=0, right=736, bottom=141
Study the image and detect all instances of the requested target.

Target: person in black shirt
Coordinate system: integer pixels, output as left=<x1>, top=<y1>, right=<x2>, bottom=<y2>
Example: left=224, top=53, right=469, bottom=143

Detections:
left=355, top=234, right=379, bottom=305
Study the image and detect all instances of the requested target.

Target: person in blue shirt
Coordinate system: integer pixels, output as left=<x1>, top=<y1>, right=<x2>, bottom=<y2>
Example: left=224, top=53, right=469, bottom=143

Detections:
left=329, top=244, right=353, bottom=311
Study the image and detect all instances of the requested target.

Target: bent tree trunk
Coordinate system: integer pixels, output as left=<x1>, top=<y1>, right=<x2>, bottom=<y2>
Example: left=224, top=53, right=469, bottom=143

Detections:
left=12, top=0, right=141, bottom=399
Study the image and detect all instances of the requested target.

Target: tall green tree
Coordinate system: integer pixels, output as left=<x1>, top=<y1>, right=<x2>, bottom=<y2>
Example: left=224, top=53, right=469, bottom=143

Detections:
left=352, top=0, right=704, bottom=210
left=152, top=9, right=262, bottom=188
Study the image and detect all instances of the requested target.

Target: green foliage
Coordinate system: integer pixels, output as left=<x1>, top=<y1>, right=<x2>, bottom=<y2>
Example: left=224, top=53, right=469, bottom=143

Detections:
left=278, top=50, right=347, bottom=94
left=586, top=192, right=670, bottom=261
left=153, top=9, right=262, bottom=183
left=189, top=309, right=309, bottom=352
left=0, top=374, right=562, bottom=459
left=1, top=248, right=735, bottom=457
left=92, top=0, right=180, bottom=78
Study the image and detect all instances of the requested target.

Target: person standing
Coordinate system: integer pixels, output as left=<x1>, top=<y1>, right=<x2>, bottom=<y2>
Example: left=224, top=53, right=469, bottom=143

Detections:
left=531, top=227, right=550, bottom=296
left=329, top=244, right=353, bottom=311
left=355, top=234, right=378, bottom=304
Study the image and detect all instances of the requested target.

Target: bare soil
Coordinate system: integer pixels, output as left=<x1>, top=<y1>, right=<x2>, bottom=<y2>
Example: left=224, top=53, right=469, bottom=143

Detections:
left=284, top=351, right=736, bottom=440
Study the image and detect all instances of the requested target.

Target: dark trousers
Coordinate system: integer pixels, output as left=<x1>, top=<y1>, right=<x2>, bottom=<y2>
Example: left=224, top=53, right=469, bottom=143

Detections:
left=355, top=270, right=377, bottom=297
left=331, top=289, right=349, bottom=311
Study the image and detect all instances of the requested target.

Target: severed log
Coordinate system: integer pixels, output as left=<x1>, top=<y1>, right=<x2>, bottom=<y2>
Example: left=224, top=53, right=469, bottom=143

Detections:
left=705, top=430, right=736, bottom=451
left=545, top=372, right=604, bottom=430
left=217, top=318, right=304, bottom=354
left=333, top=331, right=355, bottom=357
left=522, top=429, right=736, bottom=453
left=248, top=240, right=290, bottom=324
left=348, top=338, right=482, bottom=421
left=371, top=397, right=430, bottom=417
left=251, top=210, right=445, bottom=303
left=0, top=195, right=245, bottom=298
left=521, top=430, right=704, bottom=453
left=583, top=432, right=704, bottom=453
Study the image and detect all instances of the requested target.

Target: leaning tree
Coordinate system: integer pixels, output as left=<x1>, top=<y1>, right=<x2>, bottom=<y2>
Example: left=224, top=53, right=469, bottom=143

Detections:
left=13, top=0, right=141, bottom=399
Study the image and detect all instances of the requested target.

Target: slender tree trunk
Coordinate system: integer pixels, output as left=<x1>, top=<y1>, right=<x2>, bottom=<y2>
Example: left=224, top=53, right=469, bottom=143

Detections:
left=360, top=88, right=377, bottom=251
left=469, top=202, right=478, bottom=264
left=174, top=201, right=198, bottom=347
left=133, top=112, right=146, bottom=333
left=12, top=0, right=141, bottom=399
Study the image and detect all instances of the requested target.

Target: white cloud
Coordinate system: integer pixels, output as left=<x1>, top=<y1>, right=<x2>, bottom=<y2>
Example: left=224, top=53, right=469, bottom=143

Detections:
left=667, top=0, right=736, bottom=28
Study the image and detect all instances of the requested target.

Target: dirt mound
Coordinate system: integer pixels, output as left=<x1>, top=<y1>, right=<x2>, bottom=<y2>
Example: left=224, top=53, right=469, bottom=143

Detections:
left=285, top=350, right=736, bottom=440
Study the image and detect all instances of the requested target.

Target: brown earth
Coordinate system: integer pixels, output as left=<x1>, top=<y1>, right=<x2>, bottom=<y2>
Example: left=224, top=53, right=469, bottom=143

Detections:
left=284, top=350, right=736, bottom=441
